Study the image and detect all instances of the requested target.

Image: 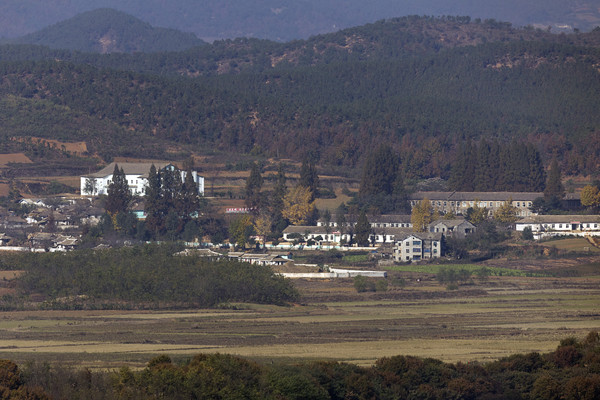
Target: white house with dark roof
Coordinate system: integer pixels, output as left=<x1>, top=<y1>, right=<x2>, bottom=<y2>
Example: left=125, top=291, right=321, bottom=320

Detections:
left=515, top=215, right=600, bottom=239
left=80, top=162, right=204, bottom=197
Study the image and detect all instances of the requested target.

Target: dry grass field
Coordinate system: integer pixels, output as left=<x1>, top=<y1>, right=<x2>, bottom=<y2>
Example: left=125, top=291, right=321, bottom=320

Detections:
left=0, top=268, right=598, bottom=369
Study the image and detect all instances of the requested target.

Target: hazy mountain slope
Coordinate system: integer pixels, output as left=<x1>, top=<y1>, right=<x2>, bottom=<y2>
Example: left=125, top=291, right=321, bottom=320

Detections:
left=3, top=16, right=600, bottom=78
left=0, top=1, right=598, bottom=42
left=8, top=9, right=204, bottom=53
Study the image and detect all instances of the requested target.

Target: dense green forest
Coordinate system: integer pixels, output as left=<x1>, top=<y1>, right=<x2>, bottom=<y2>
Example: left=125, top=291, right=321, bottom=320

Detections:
left=0, top=244, right=298, bottom=309
left=1, top=16, right=600, bottom=178
left=2, top=332, right=599, bottom=399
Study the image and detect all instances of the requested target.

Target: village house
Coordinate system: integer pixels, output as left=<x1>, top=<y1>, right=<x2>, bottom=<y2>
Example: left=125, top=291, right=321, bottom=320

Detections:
left=515, top=215, right=600, bottom=239
left=80, top=162, right=204, bottom=197
left=0, top=233, right=12, bottom=246
left=409, top=191, right=543, bottom=217
left=227, top=252, right=290, bottom=266
left=28, top=232, right=80, bottom=251
left=429, top=218, right=476, bottom=239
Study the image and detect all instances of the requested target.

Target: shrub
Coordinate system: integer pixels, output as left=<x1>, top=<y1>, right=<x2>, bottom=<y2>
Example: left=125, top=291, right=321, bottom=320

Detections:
left=375, top=280, right=388, bottom=292
left=353, top=275, right=376, bottom=292
left=521, top=226, right=534, bottom=240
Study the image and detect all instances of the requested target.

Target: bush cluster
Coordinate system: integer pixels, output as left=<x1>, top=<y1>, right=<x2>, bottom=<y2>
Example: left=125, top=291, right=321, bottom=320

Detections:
left=2, top=244, right=298, bottom=308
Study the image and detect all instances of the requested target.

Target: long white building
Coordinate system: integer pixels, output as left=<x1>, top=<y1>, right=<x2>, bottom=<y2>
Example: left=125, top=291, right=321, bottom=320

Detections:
left=80, top=162, right=204, bottom=196
left=516, top=215, right=600, bottom=239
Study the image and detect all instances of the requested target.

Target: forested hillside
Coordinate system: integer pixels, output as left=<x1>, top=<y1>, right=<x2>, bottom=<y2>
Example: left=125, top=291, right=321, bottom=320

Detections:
left=1, top=16, right=600, bottom=177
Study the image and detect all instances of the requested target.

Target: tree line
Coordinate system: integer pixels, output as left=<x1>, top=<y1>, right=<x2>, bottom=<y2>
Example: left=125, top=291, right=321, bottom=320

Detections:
left=449, top=140, right=546, bottom=192
left=3, top=331, right=600, bottom=399
left=1, top=244, right=298, bottom=309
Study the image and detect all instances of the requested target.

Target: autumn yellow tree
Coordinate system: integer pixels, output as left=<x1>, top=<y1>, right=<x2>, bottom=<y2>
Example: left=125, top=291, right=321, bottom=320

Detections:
left=411, top=198, right=435, bottom=232
left=468, top=199, right=489, bottom=224
left=581, top=185, right=600, bottom=209
left=494, top=199, right=517, bottom=223
left=282, top=186, right=315, bottom=225
left=253, top=213, right=273, bottom=248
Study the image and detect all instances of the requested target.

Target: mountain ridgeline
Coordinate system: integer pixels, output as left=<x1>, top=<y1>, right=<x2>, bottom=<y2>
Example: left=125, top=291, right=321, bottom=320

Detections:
left=1, top=16, right=600, bottom=179
left=5, top=8, right=205, bottom=53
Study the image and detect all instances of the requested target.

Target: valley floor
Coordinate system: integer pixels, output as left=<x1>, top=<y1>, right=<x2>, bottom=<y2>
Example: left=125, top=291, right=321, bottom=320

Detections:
left=0, top=266, right=598, bottom=369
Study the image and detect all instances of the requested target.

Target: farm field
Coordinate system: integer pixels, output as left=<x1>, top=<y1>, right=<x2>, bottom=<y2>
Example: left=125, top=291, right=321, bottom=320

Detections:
left=0, top=269, right=598, bottom=369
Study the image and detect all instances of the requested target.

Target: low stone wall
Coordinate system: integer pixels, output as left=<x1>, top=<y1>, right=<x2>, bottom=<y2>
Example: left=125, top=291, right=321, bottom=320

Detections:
left=279, top=269, right=387, bottom=279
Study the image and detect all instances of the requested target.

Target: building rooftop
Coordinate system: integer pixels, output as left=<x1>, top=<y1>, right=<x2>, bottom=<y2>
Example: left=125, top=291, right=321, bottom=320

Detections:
left=86, top=162, right=173, bottom=179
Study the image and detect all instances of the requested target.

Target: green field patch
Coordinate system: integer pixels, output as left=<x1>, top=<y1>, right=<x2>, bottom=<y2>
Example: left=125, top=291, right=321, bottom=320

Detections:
left=342, top=253, right=370, bottom=262
left=542, top=238, right=600, bottom=253
left=384, top=263, right=547, bottom=277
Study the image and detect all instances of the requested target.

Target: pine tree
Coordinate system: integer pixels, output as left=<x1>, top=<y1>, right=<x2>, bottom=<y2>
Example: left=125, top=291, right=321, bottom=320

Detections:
left=144, top=164, right=164, bottom=235
left=105, top=164, right=131, bottom=215
left=474, top=140, right=491, bottom=191
left=526, top=144, right=546, bottom=191
left=299, top=159, right=319, bottom=200
left=449, top=141, right=475, bottom=191
left=270, top=163, right=288, bottom=233
left=245, top=162, right=263, bottom=212
left=544, top=159, right=564, bottom=200
left=359, top=145, right=399, bottom=196
left=179, top=166, right=201, bottom=222
left=355, top=211, right=372, bottom=247
left=322, top=209, right=332, bottom=234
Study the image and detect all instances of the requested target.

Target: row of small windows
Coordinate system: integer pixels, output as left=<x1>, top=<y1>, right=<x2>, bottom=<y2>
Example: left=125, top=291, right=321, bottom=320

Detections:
left=540, top=223, right=599, bottom=229
left=411, top=200, right=533, bottom=208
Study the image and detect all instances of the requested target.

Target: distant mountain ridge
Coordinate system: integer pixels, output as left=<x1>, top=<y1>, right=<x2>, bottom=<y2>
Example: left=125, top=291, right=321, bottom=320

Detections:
left=8, top=9, right=204, bottom=53
left=0, top=1, right=599, bottom=42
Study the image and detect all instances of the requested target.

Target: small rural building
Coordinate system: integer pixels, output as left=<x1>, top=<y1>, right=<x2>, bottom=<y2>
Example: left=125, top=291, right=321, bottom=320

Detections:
left=53, top=236, right=79, bottom=251
left=174, top=248, right=224, bottom=260
left=80, top=162, right=204, bottom=197
left=516, top=215, right=600, bottom=239
left=429, top=218, right=476, bottom=239
left=227, top=252, right=290, bottom=266
left=0, top=233, right=12, bottom=246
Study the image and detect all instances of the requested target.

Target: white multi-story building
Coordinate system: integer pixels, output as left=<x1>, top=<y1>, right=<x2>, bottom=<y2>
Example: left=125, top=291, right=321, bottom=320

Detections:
left=393, top=232, right=443, bottom=262
left=80, top=162, right=204, bottom=196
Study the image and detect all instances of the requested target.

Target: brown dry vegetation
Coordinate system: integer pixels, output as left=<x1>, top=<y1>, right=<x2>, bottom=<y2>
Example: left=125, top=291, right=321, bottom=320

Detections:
left=0, top=269, right=597, bottom=369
